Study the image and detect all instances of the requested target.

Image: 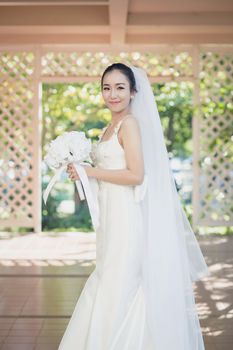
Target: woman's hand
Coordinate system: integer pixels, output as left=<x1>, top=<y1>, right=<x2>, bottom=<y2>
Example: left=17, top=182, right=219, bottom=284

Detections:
left=66, top=163, right=95, bottom=181
left=67, top=163, right=80, bottom=181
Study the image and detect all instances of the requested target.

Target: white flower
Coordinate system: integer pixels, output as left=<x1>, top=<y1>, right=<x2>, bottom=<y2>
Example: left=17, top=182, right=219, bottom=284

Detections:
left=44, top=131, right=92, bottom=170
left=43, top=130, right=95, bottom=217
left=44, top=153, right=59, bottom=168
left=68, top=131, right=92, bottom=163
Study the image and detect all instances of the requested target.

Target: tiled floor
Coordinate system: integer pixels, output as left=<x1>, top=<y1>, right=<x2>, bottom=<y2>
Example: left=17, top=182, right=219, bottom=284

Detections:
left=0, top=232, right=232, bottom=350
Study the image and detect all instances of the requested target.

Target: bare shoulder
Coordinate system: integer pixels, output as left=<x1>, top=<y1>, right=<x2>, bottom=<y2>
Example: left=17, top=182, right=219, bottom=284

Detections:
left=121, top=115, right=139, bottom=130
left=118, top=115, right=141, bottom=147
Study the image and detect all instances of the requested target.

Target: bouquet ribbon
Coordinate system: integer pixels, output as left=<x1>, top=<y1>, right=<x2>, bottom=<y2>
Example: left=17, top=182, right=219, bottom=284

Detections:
left=43, top=162, right=100, bottom=231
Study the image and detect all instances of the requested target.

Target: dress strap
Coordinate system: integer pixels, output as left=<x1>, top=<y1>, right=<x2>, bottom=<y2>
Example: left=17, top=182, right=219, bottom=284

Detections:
left=113, top=114, right=132, bottom=134
left=98, top=114, right=132, bottom=143
left=98, top=125, right=108, bottom=141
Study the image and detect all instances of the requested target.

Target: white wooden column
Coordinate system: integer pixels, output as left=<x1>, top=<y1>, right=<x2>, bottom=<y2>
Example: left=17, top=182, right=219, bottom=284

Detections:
left=192, top=45, right=201, bottom=231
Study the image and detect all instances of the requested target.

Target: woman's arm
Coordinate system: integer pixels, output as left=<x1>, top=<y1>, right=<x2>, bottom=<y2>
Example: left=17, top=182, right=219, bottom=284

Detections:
left=68, top=117, right=145, bottom=186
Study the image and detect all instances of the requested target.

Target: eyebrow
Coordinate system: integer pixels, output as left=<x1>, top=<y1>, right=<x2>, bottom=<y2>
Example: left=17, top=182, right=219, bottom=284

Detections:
left=103, top=83, right=126, bottom=86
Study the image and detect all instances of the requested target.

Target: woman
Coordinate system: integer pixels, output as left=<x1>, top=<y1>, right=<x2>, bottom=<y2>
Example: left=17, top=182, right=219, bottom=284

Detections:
left=59, top=63, right=210, bottom=350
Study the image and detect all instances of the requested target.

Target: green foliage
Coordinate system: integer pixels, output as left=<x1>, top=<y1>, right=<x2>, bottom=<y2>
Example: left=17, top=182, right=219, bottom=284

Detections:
left=152, top=82, right=193, bottom=158
left=42, top=180, right=93, bottom=231
left=42, top=82, right=111, bottom=153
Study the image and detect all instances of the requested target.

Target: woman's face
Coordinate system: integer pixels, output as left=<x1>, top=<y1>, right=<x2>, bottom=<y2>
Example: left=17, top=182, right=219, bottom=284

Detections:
left=102, top=70, right=133, bottom=113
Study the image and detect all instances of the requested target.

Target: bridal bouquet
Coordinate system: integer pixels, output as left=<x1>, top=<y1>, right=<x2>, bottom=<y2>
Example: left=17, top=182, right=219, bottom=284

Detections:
left=43, top=131, right=99, bottom=230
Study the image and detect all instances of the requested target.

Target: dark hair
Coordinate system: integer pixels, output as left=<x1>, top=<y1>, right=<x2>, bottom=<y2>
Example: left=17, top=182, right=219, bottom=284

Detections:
left=101, top=63, right=138, bottom=93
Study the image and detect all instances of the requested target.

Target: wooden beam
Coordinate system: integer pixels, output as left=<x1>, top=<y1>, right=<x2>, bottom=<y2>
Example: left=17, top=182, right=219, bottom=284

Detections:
left=0, top=33, right=109, bottom=44
left=126, top=33, right=233, bottom=44
left=0, top=0, right=108, bottom=5
left=127, top=12, right=233, bottom=40
left=0, top=43, right=231, bottom=52
left=0, top=25, right=109, bottom=34
left=127, top=26, right=233, bottom=35
left=109, top=0, right=128, bottom=45
left=128, top=12, right=233, bottom=26
left=129, top=0, right=233, bottom=13
left=0, top=5, right=109, bottom=25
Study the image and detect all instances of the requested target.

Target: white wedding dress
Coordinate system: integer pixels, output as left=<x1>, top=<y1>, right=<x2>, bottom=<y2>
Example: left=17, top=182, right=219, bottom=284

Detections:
left=58, top=117, right=154, bottom=349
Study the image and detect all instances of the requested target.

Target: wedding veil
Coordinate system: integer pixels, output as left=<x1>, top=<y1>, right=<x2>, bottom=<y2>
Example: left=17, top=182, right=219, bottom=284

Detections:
left=129, top=65, right=210, bottom=349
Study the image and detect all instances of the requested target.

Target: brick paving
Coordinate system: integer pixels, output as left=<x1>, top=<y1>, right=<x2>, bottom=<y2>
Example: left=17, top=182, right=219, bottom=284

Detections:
left=0, top=232, right=232, bottom=350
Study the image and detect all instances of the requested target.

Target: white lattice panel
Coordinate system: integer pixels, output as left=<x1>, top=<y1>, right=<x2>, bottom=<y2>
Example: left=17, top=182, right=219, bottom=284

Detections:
left=198, top=50, right=233, bottom=226
left=0, top=51, right=40, bottom=230
left=41, top=51, right=193, bottom=78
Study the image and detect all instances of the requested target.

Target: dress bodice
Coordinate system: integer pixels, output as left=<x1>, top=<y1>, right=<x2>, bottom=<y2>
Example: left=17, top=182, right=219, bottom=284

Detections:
left=90, top=116, right=148, bottom=202
left=91, top=118, right=128, bottom=170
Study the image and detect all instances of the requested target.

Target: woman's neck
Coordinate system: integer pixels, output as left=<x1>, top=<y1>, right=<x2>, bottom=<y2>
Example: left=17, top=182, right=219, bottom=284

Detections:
left=110, top=110, right=132, bottom=125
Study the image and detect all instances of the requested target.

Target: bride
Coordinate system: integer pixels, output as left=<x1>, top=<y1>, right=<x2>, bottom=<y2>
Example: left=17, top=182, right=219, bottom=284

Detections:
left=59, top=63, right=210, bottom=349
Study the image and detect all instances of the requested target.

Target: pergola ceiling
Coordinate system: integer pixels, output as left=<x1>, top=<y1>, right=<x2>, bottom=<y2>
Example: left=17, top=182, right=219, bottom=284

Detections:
left=0, top=0, right=232, bottom=45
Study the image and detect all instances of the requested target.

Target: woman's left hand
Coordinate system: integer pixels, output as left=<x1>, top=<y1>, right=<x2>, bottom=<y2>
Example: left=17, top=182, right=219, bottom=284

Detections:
left=67, top=163, right=94, bottom=181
